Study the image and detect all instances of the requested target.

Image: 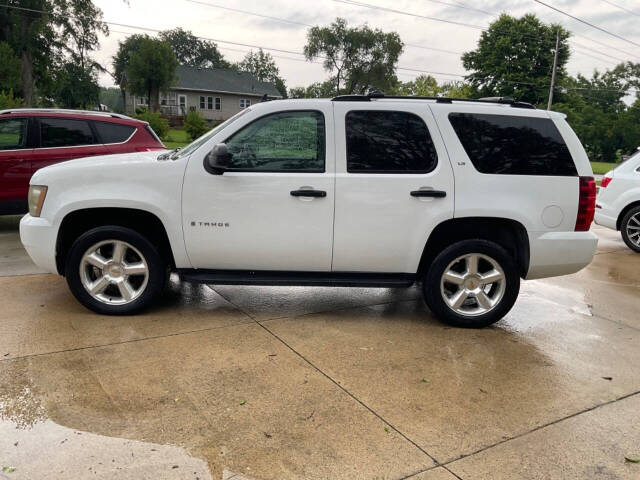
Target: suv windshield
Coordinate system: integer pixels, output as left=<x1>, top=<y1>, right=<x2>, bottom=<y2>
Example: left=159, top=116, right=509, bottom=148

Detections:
left=171, top=108, right=251, bottom=159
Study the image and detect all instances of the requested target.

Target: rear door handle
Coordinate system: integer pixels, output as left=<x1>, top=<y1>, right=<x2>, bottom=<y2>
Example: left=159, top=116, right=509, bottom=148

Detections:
left=290, top=189, right=327, bottom=198
left=410, top=190, right=446, bottom=198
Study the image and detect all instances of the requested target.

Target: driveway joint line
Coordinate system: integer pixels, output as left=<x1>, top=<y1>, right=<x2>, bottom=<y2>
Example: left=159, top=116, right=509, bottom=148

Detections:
left=0, top=318, right=256, bottom=363
left=209, top=287, right=441, bottom=466
left=434, top=388, right=640, bottom=471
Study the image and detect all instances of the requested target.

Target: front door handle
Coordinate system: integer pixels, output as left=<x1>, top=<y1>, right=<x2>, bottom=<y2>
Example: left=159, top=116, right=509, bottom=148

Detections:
left=410, top=190, right=446, bottom=198
left=290, top=189, right=327, bottom=198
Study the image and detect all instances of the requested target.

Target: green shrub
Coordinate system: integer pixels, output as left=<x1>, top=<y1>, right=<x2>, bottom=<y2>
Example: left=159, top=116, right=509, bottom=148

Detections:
left=134, top=110, right=169, bottom=139
left=0, top=89, right=22, bottom=109
left=184, top=110, right=209, bottom=140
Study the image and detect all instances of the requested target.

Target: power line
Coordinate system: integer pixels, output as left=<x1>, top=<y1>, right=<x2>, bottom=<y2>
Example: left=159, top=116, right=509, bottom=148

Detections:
left=533, top=0, right=640, bottom=48
left=600, top=0, right=640, bottom=17
left=2, top=2, right=637, bottom=96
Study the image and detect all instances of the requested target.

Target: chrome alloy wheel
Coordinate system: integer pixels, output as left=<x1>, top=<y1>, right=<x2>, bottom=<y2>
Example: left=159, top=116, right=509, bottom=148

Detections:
left=79, top=240, right=149, bottom=305
left=440, top=253, right=506, bottom=317
left=626, top=213, right=640, bottom=248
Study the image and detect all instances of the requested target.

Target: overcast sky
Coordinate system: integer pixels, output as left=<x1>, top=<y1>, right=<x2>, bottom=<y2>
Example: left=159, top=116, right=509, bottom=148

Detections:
left=92, top=0, right=640, bottom=90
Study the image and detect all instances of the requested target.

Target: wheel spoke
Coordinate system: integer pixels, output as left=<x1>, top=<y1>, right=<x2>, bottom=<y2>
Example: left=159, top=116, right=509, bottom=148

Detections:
left=85, top=252, right=108, bottom=270
left=443, top=270, right=465, bottom=285
left=117, top=280, right=135, bottom=301
left=479, top=269, right=504, bottom=285
left=448, top=289, right=469, bottom=309
left=630, top=216, right=640, bottom=226
left=123, top=262, right=146, bottom=276
left=88, top=275, right=110, bottom=295
left=475, top=291, right=492, bottom=310
left=466, top=254, right=479, bottom=275
left=628, top=225, right=640, bottom=231
left=111, top=241, right=126, bottom=263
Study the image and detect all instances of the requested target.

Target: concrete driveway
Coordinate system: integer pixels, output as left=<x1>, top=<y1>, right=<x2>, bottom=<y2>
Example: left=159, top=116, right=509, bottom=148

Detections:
left=1, top=215, right=639, bottom=480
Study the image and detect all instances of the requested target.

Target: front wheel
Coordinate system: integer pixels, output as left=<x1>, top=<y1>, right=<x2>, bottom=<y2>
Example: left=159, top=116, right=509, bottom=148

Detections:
left=621, top=206, right=640, bottom=253
left=423, top=239, right=520, bottom=328
left=65, top=226, right=167, bottom=315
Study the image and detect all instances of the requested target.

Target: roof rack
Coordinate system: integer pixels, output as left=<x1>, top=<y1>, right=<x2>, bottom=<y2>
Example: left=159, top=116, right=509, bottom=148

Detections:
left=331, top=93, right=536, bottom=109
left=0, top=108, right=136, bottom=119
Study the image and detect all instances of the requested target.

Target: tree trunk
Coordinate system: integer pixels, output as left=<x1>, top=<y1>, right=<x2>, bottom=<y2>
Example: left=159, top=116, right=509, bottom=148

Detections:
left=151, top=87, right=160, bottom=113
left=147, top=81, right=152, bottom=112
left=21, top=49, right=35, bottom=106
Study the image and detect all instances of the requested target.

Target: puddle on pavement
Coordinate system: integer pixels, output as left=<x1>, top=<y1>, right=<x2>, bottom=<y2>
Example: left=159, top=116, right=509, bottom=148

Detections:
left=0, top=360, right=213, bottom=480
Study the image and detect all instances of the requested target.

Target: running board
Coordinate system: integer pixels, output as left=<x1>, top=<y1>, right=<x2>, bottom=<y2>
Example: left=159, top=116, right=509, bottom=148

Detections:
left=177, top=269, right=416, bottom=288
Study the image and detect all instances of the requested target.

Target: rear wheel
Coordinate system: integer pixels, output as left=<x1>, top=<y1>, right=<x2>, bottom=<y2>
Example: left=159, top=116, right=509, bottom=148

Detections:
left=621, top=206, right=640, bottom=253
left=65, top=226, right=167, bottom=315
left=423, top=239, right=520, bottom=328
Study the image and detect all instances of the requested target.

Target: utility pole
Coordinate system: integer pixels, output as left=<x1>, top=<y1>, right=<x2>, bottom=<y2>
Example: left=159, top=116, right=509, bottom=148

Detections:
left=547, top=29, right=560, bottom=110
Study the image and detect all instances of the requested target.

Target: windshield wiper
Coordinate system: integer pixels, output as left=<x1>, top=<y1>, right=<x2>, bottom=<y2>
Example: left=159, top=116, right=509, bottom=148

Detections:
left=157, top=148, right=181, bottom=161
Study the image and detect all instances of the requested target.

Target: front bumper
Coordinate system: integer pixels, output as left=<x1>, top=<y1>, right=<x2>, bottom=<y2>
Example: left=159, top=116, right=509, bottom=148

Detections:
left=20, top=214, right=58, bottom=274
left=526, top=231, right=598, bottom=280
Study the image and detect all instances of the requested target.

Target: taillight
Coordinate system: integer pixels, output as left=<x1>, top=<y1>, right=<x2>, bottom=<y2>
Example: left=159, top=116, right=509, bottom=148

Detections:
left=600, top=176, right=612, bottom=188
left=575, top=176, right=596, bottom=231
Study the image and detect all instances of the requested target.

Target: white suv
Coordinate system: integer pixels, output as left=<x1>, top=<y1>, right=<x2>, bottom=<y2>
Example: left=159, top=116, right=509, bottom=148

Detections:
left=594, top=149, right=640, bottom=252
left=20, top=94, right=598, bottom=328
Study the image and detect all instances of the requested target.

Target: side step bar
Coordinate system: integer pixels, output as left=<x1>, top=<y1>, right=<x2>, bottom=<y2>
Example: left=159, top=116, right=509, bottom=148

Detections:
left=177, top=269, right=416, bottom=288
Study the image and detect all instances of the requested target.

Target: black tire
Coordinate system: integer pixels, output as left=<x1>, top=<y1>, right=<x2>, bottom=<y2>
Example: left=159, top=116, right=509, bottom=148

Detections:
left=65, top=226, right=167, bottom=315
left=620, top=206, right=640, bottom=253
left=423, top=239, right=520, bottom=328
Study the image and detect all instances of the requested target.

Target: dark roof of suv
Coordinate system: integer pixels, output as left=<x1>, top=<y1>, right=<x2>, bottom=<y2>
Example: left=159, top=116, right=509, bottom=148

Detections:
left=173, top=65, right=282, bottom=98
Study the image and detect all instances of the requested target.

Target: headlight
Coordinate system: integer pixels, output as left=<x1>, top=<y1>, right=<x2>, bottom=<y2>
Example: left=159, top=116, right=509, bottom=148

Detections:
left=28, top=185, right=48, bottom=217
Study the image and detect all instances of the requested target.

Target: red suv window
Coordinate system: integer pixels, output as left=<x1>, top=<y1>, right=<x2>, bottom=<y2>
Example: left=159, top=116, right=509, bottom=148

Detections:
left=93, top=121, right=136, bottom=144
left=40, top=118, right=95, bottom=148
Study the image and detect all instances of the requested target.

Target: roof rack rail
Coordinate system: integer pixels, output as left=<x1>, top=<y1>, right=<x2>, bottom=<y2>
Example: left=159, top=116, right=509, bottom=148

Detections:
left=331, top=93, right=536, bottom=109
left=0, top=108, right=136, bottom=119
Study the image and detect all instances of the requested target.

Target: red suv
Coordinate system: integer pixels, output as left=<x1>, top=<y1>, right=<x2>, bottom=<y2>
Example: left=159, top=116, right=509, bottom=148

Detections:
left=0, top=109, right=165, bottom=214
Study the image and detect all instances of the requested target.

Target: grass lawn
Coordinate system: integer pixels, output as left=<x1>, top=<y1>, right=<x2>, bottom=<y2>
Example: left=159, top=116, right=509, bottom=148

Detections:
left=163, top=129, right=191, bottom=149
left=590, top=161, right=617, bottom=175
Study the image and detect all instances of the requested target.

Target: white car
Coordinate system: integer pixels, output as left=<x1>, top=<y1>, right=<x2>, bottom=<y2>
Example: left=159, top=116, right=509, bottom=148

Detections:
left=594, top=149, right=640, bottom=252
left=20, top=94, right=598, bottom=328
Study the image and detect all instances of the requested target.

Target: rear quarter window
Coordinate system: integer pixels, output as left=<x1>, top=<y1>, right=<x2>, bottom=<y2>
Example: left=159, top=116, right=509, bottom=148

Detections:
left=448, top=113, right=577, bottom=176
left=93, top=121, right=136, bottom=144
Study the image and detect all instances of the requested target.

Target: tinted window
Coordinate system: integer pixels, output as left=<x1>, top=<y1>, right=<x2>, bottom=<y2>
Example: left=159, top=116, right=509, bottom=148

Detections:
left=94, top=122, right=136, bottom=144
left=40, top=118, right=95, bottom=148
left=346, top=111, right=438, bottom=173
left=0, top=118, right=28, bottom=150
left=449, top=113, right=577, bottom=176
left=224, top=111, right=325, bottom=172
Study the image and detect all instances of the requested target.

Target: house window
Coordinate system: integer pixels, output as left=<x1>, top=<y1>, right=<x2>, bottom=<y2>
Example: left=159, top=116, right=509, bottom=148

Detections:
left=215, top=97, right=221, bottom=110
left=137, top=96, right=148, bottom=106
left=207, top=96, right=213, bottom=110
left=239, top=98, right=251, bottom=109
left=200, top=96, right=205, bottom=109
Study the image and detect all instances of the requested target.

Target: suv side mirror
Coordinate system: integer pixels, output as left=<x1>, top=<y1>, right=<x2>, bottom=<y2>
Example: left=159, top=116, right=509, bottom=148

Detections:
left=205, top=143, right=232, bottom=175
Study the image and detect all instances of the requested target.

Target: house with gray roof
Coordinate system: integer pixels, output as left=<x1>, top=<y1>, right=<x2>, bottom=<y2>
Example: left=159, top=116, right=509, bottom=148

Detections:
left=124, top=65, right=282, bottom=122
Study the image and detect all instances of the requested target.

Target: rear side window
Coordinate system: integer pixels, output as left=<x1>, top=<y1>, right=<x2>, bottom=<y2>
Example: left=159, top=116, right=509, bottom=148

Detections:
left=449, top=113, right=577, bottom=176
left=93, top=121, right=136, bottom=144
left=346, top=111, right=438, bottom=173
left=40, top=118, right=95, bottom=148
left=0, top=118, right=28, bottom=150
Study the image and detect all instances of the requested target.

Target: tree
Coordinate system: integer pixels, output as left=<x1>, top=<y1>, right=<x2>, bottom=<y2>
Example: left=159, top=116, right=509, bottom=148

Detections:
left=462, top=14, right=570, bottom=105
left=237, top=49, right=287, bottom=97
left=99, top=87, right=124, bottom=112
left=112, top=34, right=147, bottom=107
left=304, top=18, right=403, bottom=95
left=120, top=36, right=178, bottom=112
left=0, top=0, right=108, bottom=106
left=0, top=42, right=21, bottom=93
left=159, top=28, right=228, bottom=69
left=391, top=75, right=477, bottom=99
left=288, top=81, right=335, bottom=98
left=53, top=60, right=99, bottom=108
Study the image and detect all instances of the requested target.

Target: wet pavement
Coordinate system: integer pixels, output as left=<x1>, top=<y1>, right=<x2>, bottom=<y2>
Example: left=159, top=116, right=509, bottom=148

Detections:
left=0, top=215, right=639, bottom=480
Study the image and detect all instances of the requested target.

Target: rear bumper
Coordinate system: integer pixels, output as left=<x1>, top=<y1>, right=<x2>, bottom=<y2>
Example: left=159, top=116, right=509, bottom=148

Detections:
left=526, top=231, right=598, bottom=280
left=19, top=214, right=58, bottom=274
left=594, top=210, right=617, bottom=230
